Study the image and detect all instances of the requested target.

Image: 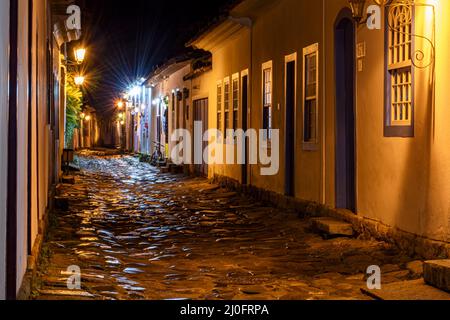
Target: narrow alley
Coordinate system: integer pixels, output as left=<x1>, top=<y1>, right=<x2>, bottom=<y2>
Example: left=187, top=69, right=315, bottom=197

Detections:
left=3, top=0, right=450, bottom=305
left=35, top=150, right=420, bottom=300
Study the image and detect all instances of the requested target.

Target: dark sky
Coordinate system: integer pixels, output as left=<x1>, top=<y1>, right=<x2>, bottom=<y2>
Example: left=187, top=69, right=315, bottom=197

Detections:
left=81, top=0, right=234, bottom=116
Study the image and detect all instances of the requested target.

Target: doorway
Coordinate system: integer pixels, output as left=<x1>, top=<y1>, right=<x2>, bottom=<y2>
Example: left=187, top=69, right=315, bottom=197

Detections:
left=334, top=13, right=356, bottom=212
left=285, top=58, right=296, bottom=197
left=193, top=98, right=208, bottom=176
left=241, top=74, right=248, bottom=185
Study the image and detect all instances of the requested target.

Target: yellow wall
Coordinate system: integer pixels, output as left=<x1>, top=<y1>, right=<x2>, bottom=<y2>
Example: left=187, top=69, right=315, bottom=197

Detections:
left=250, top=0, right=324, bottom=201
left=349, top=0, right=449, bottom=241
left=427, top=0, right=450, bottom=242
left=190, top=67, right=214, bottom=175
left=204, top=27, right=251, bottom=182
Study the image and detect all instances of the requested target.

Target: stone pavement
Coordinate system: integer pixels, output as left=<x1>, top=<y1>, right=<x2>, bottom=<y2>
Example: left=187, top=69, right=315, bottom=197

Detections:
left=33, top=150, right=423, bottom=300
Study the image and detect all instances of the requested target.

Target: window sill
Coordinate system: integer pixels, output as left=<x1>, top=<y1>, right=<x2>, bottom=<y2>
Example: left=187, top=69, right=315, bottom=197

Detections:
left=302, top=142, right=319, bottom=152
left=384, top=125, right=414, bottom=138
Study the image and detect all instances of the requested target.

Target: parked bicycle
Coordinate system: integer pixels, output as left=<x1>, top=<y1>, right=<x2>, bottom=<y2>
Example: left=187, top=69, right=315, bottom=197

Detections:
left=150, top=141, right=166, bottom=166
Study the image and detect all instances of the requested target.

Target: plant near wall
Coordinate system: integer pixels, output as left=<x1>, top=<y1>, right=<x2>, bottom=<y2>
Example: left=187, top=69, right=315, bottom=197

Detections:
left=65, top=72, right=83, bottom=148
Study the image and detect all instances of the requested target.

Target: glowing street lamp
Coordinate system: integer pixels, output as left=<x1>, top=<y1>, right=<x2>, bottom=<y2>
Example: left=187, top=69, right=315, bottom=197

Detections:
left=117, top=101, right=124, bottom=109
left=348, top=0, right=366, bottom=23
left=85, top=115, right=92, bottom=121
left=80, top=112, right=86, bottom=120
left=348, top=0, right=388, bottom=24
left=118, top=112, right=124, bottom=119
left=74, top=75, right=85, bottom=86
left=152, top=98, right=160, bottom=106
left=74, top=47, right=86, bottom=64
left=129, top=86, right=140, bottom=97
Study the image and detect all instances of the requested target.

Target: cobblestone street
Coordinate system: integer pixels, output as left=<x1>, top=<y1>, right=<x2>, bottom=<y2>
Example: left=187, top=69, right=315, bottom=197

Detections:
left=34, top=151, right=422, bottom=300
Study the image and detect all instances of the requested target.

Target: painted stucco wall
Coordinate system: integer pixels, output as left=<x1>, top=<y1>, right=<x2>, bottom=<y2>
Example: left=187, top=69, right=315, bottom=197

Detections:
left=239, top=0, right=450, bottom=244
left=149, top=83, right=162, bottom=156
left=249, top=0, right=324, bottom=201
left=27, top=0, right=52, bottom=280
left=0, top=0, right=77, bottom=296
left=149, top=64, right=191, bottom=160
left=139, top=87, right=152, bottom=155
left=323, top=0, right=349, bottom=214
left=146, top=0, right=450, bottom=247
left=194, top=0, right=327, bottom=197
left=206, top=27, right=251, bottom=182
left=348, top=0, right=449, bottom=242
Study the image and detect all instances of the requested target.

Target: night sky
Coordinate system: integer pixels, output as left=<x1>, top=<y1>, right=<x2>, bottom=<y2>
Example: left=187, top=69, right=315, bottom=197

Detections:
left=82, top=0, right=235, bottom=116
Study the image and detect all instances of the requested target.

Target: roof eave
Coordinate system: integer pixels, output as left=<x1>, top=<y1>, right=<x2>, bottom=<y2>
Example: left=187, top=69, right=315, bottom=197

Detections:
left=190, top=17, right=249, bottom=52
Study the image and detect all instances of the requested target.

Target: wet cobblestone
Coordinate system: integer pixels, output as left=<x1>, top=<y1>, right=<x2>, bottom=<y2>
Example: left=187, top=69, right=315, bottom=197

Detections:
left=35, top=150, right=420, bottom=300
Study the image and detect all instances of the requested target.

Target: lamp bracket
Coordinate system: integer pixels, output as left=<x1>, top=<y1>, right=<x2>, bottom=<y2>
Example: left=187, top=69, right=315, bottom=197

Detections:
left=386, top=0, right=435, bottom=69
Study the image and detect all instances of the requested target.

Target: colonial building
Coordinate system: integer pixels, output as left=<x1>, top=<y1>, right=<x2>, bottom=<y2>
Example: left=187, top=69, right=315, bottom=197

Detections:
left=0, top=0, right=83, bottom=299
left=144, top=50, right=212, bottom=173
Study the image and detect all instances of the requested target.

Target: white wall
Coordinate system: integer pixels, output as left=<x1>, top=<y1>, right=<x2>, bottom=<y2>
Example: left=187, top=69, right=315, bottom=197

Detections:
left=166, top=65, right=191, bottom=160
left=141, top=87, right=152, bottom=155
left=29, top=0, right=41, bottom=260
left=0, top=0, right=10, bottom=301
left=16, top=0, right=29, bottom=292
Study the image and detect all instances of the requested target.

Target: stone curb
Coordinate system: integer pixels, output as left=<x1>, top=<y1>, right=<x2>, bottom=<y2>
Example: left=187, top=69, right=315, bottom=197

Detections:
left=212, top=174, right=450, bottom=260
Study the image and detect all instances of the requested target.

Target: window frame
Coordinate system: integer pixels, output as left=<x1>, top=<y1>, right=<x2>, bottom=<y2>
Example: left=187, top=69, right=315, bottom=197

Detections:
left=285, top=52, right=298, bottom=151
left=262, top=60, right=273, bottom=142
left=241, top=69, right=250, bottom=136
left=223, top=77, right=230, bottom=135
left=302, top=43, right=319, bottom=150
left=384, top=2, right=415, bottom=138
left=216, top=80, right=223, bottom=133
left=232, top=73, right=240, bottom=133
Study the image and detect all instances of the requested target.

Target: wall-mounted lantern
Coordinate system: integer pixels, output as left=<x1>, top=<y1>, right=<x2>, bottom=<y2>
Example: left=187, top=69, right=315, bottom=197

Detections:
left=183, top=88, right=190, bottom=99
left=348, top=0, right=388, bottom=24
left=74, top=47, right=86, bottom=64
left=74, top=75, right=85, bottom=86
